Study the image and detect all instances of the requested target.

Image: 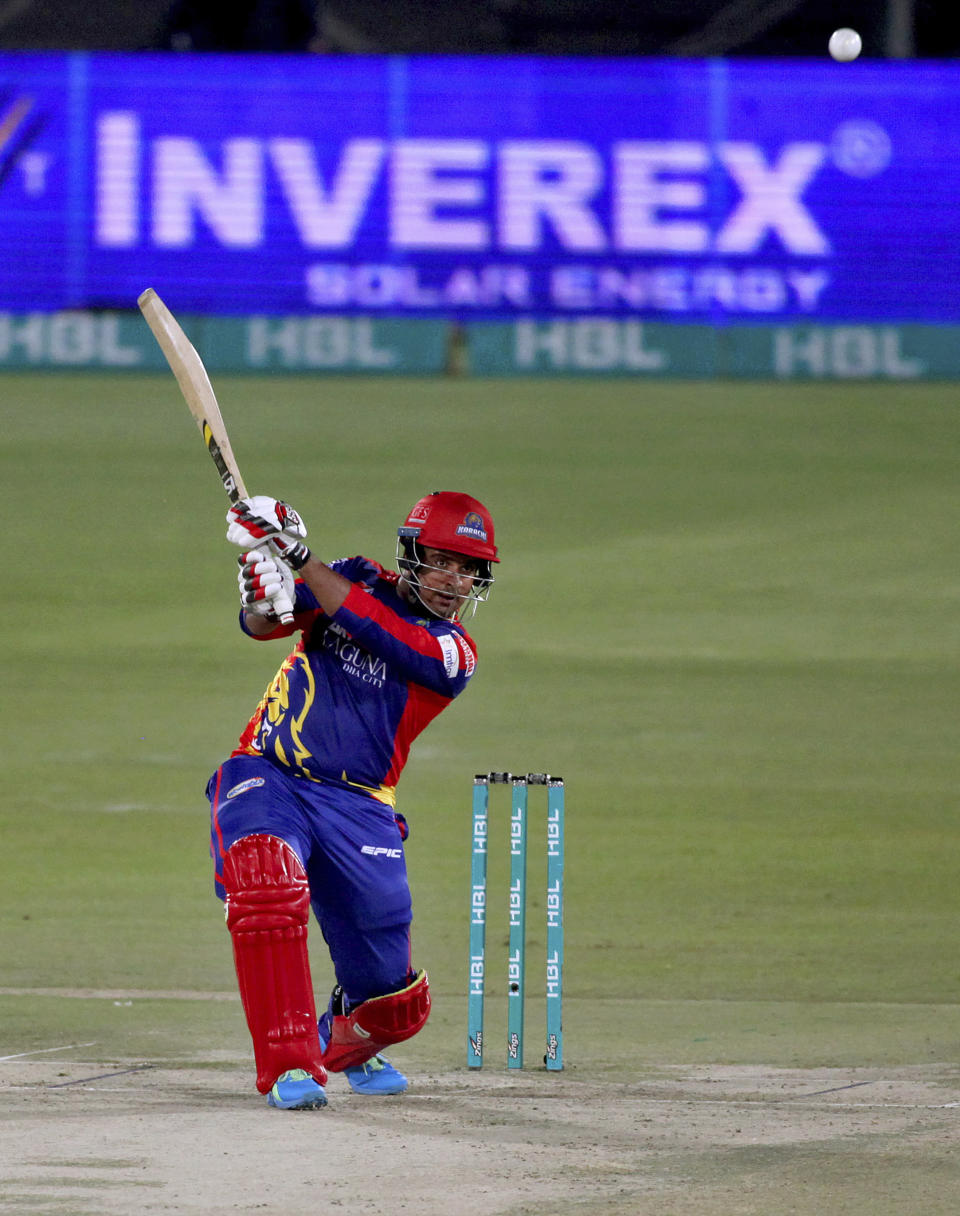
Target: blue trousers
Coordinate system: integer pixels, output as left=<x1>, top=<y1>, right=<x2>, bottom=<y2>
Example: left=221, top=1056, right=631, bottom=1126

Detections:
left=208, top=754, right=413, bottom=1009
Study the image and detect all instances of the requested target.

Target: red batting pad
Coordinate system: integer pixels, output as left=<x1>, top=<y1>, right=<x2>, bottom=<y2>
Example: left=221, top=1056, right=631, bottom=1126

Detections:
left=322, top=969, right=431, bottom=1072
left=222, top=834, right=327, bottom=1093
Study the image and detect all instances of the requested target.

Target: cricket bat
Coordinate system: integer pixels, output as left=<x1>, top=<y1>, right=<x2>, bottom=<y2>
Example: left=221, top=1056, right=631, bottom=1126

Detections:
left=137, top=288, right=295, bottom=623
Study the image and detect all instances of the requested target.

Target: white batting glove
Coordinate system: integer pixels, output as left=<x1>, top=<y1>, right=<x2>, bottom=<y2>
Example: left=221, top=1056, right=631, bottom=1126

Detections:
left=226, top=496, right=311, bottom=569
left=237, top=550, right=296, bottom=617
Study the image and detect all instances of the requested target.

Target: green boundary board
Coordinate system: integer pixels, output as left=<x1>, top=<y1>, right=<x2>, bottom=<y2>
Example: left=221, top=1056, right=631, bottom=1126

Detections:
left=0, top=311, right=958, bottom=378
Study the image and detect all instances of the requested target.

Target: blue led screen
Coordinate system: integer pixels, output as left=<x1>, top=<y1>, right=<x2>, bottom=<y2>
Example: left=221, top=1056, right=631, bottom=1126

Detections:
left=1, top=53, right=957, bottom=320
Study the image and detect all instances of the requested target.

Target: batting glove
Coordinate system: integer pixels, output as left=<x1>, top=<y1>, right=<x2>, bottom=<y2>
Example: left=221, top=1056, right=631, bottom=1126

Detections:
left=226, top=496, right=312, bottom=570
left=237, top=550, right=296, bottom=616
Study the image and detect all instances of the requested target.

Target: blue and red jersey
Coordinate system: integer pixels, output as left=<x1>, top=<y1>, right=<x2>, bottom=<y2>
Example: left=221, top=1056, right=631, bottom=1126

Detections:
left=232, top=556, right=477, bottom=806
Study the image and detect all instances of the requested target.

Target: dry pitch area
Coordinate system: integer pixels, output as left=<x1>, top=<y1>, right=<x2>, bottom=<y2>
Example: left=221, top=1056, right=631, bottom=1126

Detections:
left=2, top=1049, right=959, bottom=1215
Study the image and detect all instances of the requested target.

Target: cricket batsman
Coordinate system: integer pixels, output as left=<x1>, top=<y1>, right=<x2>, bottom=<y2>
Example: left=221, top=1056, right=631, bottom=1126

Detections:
left=207, top=490, right=498, bottom=1109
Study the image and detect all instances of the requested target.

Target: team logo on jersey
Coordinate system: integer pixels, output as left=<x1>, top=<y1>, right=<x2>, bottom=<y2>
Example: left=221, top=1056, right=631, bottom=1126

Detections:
left=456, top=512, right=488, bottom=542
left=226, top=777, right=266, bottom=799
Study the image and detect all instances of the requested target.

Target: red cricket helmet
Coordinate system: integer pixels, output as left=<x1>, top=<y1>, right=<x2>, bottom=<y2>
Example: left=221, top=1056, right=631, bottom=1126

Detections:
left=399, top=491, right=499, bottom=563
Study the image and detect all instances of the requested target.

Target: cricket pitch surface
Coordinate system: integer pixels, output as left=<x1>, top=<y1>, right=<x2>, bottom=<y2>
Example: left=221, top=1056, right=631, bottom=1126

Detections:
left=2, top=1056, right=959, bottom=1215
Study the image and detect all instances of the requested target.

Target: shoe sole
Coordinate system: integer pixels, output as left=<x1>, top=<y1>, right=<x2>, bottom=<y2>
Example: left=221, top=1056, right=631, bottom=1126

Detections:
left=268, top=1095, right=328, bottom=1109
left=346, top=1081, right=407, bottom=1096
left=349, top=1088, right=406, bottom=1096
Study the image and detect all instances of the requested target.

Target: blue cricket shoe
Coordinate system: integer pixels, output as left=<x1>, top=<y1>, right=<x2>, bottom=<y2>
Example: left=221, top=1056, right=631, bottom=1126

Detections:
left=267, top=1069, right=328, bottom=1110
left=343, top=1054, right=408, bottom=1096
left=319, top=1022, right=409, bottom=1095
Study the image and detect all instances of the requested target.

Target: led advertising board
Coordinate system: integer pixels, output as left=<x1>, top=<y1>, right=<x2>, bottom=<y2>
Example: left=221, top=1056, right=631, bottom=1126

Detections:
left=1, top=54, right=956, bottom=319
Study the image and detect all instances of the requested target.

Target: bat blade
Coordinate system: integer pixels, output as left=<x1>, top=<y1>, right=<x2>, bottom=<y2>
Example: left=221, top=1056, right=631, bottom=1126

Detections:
left=138, top=287, right=247, bottom=502
left=138, top=288, right=294, bottom=623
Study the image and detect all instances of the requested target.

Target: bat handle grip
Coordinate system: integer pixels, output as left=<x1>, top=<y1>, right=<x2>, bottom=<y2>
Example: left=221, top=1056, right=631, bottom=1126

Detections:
left=273, top=594, right=295, bottom=626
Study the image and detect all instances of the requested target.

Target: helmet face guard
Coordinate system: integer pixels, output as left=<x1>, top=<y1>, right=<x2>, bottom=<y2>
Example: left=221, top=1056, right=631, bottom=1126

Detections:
left=396, top=534, right=494, bottom=619
left=396, top=491, right=499, bottom=620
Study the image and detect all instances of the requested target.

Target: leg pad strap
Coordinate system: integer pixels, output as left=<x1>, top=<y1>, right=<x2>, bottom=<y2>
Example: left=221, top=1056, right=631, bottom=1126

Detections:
left=323, top=969, right=431, bottom=1072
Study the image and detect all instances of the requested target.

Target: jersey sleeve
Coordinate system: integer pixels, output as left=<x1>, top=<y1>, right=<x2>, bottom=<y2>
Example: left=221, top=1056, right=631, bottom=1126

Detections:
left=332, top=583, right=477, bottom=697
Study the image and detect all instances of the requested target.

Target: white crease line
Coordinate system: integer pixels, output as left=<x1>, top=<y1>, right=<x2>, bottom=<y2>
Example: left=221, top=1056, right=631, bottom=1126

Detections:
left=8, top=1085, right=129, bottom=1091
left=633, top=1097, right=960, bottom=1110
left=0, top=1042, right=97, bottom=1061
left=0, top=987, right=234, bottom=1001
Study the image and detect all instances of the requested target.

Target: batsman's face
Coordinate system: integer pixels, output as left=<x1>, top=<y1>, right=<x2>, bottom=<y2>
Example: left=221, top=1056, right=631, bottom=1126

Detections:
left=411, top=546, right=480, bottom=619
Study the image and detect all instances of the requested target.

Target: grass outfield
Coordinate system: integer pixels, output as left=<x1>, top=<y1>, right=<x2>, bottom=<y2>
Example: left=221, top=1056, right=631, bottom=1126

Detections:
left=2, top=374, right=958, bottom=1071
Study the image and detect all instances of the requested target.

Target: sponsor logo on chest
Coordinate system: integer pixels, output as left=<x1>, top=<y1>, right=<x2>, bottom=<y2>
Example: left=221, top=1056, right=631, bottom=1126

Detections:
left=323, top=622, right=388, bottom=687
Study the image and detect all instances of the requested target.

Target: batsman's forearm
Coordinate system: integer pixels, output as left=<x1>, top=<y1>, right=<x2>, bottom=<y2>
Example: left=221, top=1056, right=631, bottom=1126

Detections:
left=242, top=611, right=286, bottom=637
left=295, top=556, right=351, bottom=617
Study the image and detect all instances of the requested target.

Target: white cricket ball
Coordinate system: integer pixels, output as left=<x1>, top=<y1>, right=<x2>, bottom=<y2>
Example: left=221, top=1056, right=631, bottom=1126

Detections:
left=828, top=27, right=862, bottom=61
